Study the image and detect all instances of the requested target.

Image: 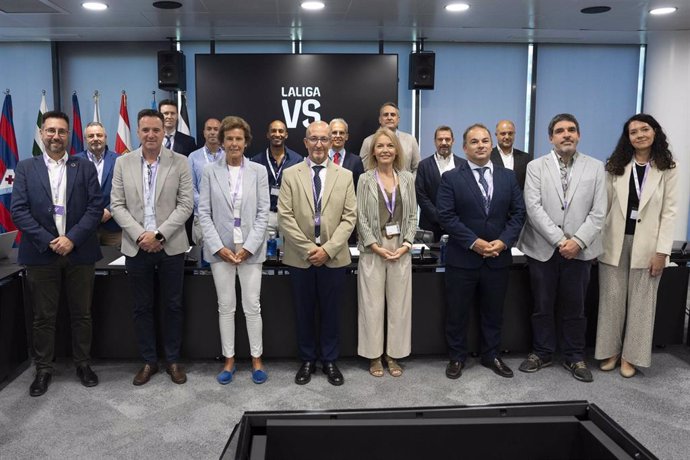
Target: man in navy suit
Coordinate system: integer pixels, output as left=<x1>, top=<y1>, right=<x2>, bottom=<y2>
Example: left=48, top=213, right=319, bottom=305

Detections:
left=11, top=111, right=103, bottom=396
left=437, top=123, right=525, bottom=380
left=490, top=120, right=530, bottom=190
left=415, top=125, right=465, bottom=241
left=159, top=99, right=197, bottom=156
left=76, top=122, right=121, bottom=246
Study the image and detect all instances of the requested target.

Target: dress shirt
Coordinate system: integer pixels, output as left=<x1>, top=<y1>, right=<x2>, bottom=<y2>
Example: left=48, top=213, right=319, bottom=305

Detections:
left=86, top=150, right=105, bottom=185
left=227, top=164, right=244, bottom=244
left=43, top=152, right=68, bottom=236
left=165, top=130, right=177, bottom=151
left=497, top=147, right=514, bottom=170
left=434, top=152, right=455, bottom=175
left=329, top=148, right=346, bottom=166
left=188, top=145, right=222, bottom=215
left=141, top=152, right=161, bottom=231
left=309, top=158, right=328, bottom=202
left=468, top=160, right=494, bottom=202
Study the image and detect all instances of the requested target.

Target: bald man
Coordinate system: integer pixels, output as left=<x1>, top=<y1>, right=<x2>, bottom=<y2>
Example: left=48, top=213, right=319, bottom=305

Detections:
left=490, top=120, right=530, bottom=189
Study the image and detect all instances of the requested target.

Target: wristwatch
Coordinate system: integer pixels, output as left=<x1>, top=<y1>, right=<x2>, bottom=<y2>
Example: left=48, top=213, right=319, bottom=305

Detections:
left=154, top=231, right=165, bottom=243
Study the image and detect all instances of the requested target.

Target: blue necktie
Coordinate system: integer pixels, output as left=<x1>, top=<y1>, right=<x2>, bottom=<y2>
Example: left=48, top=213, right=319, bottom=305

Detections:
left=165, top=135, right=172, bottom=149
left=477, top=167, right=490, bottom=212
left=312, top=165, right=324, bottom=238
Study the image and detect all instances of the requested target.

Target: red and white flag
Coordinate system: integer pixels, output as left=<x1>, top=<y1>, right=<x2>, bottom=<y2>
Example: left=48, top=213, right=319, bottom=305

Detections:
left=115, top=91, right=132, bottom=154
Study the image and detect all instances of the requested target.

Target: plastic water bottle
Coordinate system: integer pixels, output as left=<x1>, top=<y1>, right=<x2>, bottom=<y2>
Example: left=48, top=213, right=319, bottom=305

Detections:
left=266, top=231, right=277, bottom=258
left=439, top=234, right=449, bottom=265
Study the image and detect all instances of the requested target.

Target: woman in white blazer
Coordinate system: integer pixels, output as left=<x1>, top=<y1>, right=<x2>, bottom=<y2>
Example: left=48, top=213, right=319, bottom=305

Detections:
left=356, top=127, right=417, bottom=377
left=595, top=114, right=678, bottom=377
left=198, top=116, right=270, bottom=385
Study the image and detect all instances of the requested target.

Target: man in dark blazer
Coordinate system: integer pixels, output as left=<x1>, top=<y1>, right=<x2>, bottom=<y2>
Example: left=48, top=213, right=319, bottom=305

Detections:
left=415, top=125, right=465, bottom=242
left=11, top=111, right=103, bottom=397
left=490, top=120, right=530, bottom=189
left=328, top=118, right=363, bottom=245
left=159, top=99, right=197, bottom=156
left=76, top=121, right=121, bottom=246
left=437, top=123, right=525, bottom=380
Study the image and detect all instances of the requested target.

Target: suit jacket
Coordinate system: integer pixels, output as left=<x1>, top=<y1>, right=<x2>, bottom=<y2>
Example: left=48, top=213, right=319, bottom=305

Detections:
left=75, top=149, right=120, bottom=232
left=359, top=130, right=421, bottom=176
left=172, top=131, right=197, bottom=157
left=600, top=162, right=678, bottom=269
left=278, top=159, right=357, bottom=268
left=111, top=147, right=194, bottom=257
left=339, top=151, right=364, bottom=192
left=517, top=151, right=606, bottom=262
left=415, top=153, right=465, bottom=241
left=437, top=162, right=525, bottom=269
left=198, top=159, right=270, bottom=264
left=356, top=169, right=417, bottom=253
left=491, top=147, right=530, bottom=190
left=11, top=155, right=102, bottom=265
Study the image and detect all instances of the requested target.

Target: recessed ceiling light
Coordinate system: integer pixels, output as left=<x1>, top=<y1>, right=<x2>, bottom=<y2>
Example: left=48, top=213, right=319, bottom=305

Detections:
left=82, top=2, right=108, bottom=10
left=301, top=2, right=325, bottom=10
left=649, top=7, right=678, bottom=15
left=445, top=3, right=470, bottom=12
left=581, top=6, right=611, bottom=14
left=152, top=1, right=182, bottom=9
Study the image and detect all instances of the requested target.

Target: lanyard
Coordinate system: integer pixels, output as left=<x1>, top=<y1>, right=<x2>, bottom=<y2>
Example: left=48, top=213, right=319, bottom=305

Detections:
left=632, top=161, right=650, bottom=201
left=144, top=161, right=159, bottom=204
left=266, top=149, right=286, bottom=184
left=44, top=156, right=66, bottom=203
left=306, top=158, right=325, bottom=223
left=374, top=169, right=397, bottom=218
left=228, top=159, right=245, bottom=211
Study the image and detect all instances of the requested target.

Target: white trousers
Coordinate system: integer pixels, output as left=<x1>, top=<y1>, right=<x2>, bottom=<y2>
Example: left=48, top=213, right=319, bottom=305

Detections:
left=357, top=237, right=412, bottom=359
left=210, top=254, right=263, bottom=358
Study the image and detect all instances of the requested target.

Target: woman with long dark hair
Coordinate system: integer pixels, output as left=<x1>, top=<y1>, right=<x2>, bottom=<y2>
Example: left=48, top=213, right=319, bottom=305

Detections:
left=595, top=114, right=678, bottom=377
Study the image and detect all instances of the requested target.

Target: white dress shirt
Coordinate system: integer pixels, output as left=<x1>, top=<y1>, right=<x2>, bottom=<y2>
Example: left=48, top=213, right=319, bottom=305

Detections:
left=43, top=152, right=68, bottom=236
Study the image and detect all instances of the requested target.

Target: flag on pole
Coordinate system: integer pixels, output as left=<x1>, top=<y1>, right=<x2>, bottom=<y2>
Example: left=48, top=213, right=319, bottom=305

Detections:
left=32, top=91, right=48, bottom=156
left=151, top=91, right=157, bottom=110
left=178, top=92, right=191, bottom=136
left=115, top=91, right=133, bottom=154
left=70, top=92, right=84, bottom=155
left=93, top=90, right=101, bottom=123
left=0, top=92, right=20, bottom=237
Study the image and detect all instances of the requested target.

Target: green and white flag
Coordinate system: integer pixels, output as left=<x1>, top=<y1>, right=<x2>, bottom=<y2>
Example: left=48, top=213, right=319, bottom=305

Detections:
left=32, top=91, right=48, bottom=156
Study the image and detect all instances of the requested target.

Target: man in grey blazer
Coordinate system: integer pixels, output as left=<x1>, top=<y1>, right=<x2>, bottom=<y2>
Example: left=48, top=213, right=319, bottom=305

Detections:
left=111, top=108, right=194, bottom=386
left=517, top=113, right=606, bottom=382
left=359, top=102, right=421, bottom=176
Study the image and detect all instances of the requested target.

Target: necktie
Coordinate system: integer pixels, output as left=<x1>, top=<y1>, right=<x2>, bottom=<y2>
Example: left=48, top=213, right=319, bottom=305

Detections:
left=165, top=135, right=172, bottom=149
left=333, top=151, right=341, bottom=165
left=312, top=165, right=324, bottom=238
left=477, top=167, right=490, bottom=212
left=559, top=160, right=569, bottom=196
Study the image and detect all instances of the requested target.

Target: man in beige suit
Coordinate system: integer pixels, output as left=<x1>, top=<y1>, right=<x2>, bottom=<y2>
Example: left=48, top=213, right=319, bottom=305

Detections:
left=278, top=120, right=357, bottom=386
left=111, top=108, right=193, bottom=386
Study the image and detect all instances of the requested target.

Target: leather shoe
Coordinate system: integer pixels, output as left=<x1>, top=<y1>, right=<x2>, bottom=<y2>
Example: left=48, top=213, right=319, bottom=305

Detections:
left=445, top=360, right=464, bottom=379
left=323, top=362, right=344, bottom=386
left=76, top=364, right=99, bottom=387
left=133, top=363, right=159, bottom=386
left=166, top=363, right=187, bottom=384
left=481, top=357, right=514, bottom=378
left=30, top=372, right=51, bottom=397
left=295, top=361, right=316, bottom=385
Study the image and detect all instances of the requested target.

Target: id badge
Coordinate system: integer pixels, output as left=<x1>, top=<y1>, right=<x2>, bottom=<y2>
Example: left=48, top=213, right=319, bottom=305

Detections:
left=629, top=208, right=638, bottom=220
left=53, top=204, right=65, bottom=216
left=384, top=222, right=401, bottom=237
left=270, top=186, right=280, bottom=197
left=234, top=217, right=241, bottom=227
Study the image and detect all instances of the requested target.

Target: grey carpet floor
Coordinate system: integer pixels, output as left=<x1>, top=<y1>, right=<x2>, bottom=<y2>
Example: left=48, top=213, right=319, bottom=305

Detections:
left=1, top=347, right=689, bottom=459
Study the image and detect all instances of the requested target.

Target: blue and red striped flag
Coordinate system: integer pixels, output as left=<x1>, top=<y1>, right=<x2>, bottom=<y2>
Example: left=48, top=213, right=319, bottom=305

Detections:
left=0, top=93, right=19, bottom=235
left=70, top=92, right=84, bottom=155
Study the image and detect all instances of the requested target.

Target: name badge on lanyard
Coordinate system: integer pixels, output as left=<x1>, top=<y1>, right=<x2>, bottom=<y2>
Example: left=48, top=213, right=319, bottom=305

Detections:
left=630, top=162, right=649, bottom=220
left=375, top=170, right=401, bottom=238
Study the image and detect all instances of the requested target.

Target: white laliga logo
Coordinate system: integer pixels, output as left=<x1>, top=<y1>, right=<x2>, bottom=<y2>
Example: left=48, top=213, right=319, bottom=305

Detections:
left=281, top=86, right=322, bottom=129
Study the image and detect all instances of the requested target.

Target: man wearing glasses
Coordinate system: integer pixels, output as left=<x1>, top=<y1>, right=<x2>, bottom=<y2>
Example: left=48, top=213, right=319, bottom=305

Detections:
left=278, top=120, right=357, bottom=386
left=11, top=111, right=103, bottom=396
left=111, top=108, right=193, bottom=386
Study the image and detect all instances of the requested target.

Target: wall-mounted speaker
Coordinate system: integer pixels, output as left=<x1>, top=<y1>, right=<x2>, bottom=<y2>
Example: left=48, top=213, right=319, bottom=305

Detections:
left=158, top=50, right=186, bottom=91
left=408, top=52, right=435, bottom=90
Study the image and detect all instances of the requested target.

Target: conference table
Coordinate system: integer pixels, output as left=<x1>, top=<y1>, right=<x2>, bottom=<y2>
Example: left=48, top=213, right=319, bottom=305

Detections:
left=23, top=245, right=688, bottom=361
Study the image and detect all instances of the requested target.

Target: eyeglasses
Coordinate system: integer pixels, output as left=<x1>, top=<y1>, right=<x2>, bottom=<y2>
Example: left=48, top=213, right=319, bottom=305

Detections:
left=306, top=136, right=331, bottom=145
left=44, top=128, right=69, bottom=137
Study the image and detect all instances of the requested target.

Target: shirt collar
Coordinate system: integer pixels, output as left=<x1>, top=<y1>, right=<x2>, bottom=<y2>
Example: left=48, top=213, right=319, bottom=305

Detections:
left=468, top=160, right=493, bottom=173
left=43, top=151, right=68, bottom=165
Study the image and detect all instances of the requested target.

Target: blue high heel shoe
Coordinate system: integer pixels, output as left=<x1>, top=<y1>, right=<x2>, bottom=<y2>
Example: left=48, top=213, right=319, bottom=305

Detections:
left=217, top=366, right=236, bottom=385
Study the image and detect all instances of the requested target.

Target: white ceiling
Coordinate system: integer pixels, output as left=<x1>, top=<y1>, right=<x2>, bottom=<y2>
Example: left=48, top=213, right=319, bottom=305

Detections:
left=0, top=0, right=687, bottom=44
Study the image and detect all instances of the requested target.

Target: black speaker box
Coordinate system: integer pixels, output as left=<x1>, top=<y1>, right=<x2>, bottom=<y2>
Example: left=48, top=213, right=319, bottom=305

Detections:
left=409, top=52, right=435, bottom=90
left=158, top=50, right=186, bottom=91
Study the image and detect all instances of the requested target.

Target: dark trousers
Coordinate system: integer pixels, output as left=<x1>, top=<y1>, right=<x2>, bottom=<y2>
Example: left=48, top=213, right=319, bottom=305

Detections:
left=289, top=265, right=345, bottom=364
left=26, top=258, right=95, bottom=372
left=445, top=265, right=509, bottom=362
left=527, top=251, right=591, bottom=362
left=125, top=251, right=185, bottom=364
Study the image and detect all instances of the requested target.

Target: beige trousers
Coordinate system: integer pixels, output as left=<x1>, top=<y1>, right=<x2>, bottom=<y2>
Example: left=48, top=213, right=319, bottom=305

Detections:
left=357, top=236, right=412, bottom=359
left=595, top=235, right=661, bottom=367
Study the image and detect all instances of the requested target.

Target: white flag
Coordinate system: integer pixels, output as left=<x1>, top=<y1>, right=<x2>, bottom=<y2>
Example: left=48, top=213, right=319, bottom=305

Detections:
left=93, top=91, right=101, bottom=123
left=32, top=92, right=48, bottom=156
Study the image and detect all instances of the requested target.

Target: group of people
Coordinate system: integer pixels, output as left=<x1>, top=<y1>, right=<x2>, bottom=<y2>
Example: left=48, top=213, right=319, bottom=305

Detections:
left=11, top=99, right=677, bottom=398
